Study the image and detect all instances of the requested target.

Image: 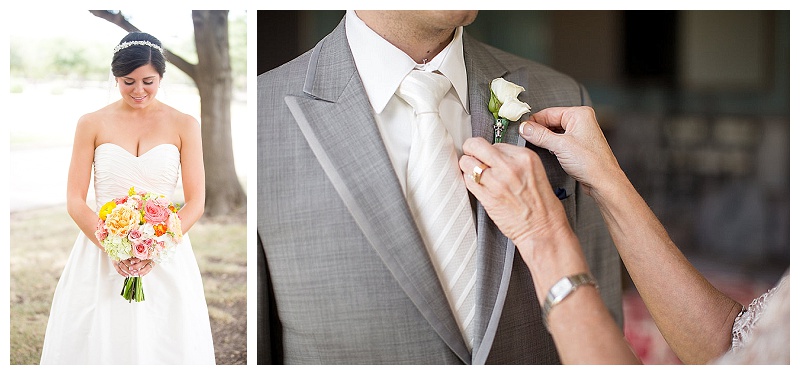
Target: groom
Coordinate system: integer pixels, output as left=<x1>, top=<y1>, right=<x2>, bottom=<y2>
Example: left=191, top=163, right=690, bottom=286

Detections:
left=257, top=10, right=622, bottom=364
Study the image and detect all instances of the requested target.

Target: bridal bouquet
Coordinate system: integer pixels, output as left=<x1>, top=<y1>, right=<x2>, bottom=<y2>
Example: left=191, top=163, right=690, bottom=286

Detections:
left=95, top=187, right=182, bottom=302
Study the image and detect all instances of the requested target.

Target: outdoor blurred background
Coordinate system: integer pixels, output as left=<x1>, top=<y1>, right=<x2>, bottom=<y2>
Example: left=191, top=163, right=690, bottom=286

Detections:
left=9, top=10, right=247, bottom=364
left=258, top=10, right=789, bottom=364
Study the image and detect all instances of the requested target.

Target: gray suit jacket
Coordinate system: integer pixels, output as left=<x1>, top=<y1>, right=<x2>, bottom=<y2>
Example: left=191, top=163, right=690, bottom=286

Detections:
left=257, top=19, right=622, bottom=364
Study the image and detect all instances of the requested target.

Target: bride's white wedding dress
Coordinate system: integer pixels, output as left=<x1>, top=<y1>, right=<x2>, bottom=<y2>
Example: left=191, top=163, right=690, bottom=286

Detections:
left=40, top=143, right=215, bottom=364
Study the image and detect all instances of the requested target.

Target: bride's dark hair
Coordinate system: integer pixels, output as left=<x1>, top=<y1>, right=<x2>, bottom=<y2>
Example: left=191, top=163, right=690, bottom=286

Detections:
left=111, top=32, right=166, bottom=78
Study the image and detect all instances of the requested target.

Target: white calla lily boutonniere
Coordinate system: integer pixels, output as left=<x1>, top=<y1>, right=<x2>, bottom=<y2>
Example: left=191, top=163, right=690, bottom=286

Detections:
left=488, top=78, right=532, bottom=143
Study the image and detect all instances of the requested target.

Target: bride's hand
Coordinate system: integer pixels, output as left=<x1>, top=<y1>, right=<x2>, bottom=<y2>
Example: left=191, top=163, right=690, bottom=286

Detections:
left=114, top=259, right=131, bottom=277
left=116, top=258, right=156, bottom=277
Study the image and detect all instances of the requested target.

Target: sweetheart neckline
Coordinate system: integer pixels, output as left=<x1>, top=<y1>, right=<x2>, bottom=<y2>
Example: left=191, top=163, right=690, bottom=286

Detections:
left=95, top=143, right=179, bottom=158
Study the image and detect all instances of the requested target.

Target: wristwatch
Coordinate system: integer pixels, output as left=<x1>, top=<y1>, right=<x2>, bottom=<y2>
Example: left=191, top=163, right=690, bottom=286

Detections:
left=542, top=273, right=598, bottom=331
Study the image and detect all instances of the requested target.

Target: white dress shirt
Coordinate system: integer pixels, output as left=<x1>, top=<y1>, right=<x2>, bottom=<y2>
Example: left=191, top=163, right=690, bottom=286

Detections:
left=345, top=10, right=472, bottom=194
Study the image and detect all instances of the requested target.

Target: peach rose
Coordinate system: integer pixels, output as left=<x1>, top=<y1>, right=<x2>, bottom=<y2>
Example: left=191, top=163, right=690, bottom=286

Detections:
left=168, top=214, right=183, bottom=242
left=105, top=204, right=139, bottom=237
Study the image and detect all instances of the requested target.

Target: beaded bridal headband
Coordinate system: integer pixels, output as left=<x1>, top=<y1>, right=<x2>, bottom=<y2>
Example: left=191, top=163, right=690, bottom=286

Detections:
left=112, top=40, right=164, bottom=55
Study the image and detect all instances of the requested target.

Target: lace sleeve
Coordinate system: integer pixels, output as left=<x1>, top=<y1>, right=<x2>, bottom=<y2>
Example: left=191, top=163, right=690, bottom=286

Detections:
left=730, top=274, right=788, bottom=349
left=715, top=272, right=790, bottom=364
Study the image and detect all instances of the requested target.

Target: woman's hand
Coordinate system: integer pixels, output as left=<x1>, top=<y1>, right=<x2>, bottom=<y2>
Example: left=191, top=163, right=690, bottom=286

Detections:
left=519, top=106, right=623, bottom=197
left=459, top=137, right=577, bottom=261
left=114, top=258, right=156, bottom=277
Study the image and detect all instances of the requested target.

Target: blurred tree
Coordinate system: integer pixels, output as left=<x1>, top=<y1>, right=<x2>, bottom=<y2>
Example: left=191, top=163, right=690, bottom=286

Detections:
left=51, top=42, right=92, bottom=79
left=90, top=10, right=246, bottom=217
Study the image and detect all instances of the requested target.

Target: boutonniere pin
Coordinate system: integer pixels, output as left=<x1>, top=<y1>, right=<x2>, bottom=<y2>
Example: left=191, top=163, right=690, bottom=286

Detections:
left=488, top=78, right=531, bottom=144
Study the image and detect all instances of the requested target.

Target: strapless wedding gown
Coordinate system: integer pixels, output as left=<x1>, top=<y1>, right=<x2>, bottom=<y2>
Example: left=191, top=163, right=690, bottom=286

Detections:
left=40, top=143, right=215, bottom=364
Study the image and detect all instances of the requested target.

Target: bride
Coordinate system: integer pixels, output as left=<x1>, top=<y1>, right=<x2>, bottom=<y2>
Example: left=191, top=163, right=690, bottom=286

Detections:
left=40, top=32, right=216, bottom=364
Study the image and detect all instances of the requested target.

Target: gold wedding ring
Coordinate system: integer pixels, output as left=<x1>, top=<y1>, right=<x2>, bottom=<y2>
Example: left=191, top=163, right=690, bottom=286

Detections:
left=471, top=163, right=489, bottom=185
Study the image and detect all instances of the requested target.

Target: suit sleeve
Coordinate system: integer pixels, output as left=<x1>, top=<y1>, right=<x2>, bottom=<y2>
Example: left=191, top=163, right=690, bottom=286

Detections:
left=575, top=84, right=624, bottom=327
left=257, top=231, right=283, bottom=364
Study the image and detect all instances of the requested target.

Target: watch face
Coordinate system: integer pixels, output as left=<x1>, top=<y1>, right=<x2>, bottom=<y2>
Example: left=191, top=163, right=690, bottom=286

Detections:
left=548, top=276, right=573, bottom=304
left=553, top=278, right=572, bottom=295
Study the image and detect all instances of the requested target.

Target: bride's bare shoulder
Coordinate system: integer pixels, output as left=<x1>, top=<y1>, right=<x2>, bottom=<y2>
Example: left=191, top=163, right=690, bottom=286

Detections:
left=77, top=102, right=119, bottom=126
left=160, top=104, right=200, bottom=130
left=75, top=104, right=116, bottom=135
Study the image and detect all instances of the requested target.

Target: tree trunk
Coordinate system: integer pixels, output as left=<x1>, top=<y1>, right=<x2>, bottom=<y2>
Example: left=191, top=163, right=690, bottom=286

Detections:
left=192, top=10, right=246, bottom=217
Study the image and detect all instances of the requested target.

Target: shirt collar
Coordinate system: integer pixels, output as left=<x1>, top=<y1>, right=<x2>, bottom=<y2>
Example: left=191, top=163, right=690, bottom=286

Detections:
left=346, top=10, right=469, bottom=114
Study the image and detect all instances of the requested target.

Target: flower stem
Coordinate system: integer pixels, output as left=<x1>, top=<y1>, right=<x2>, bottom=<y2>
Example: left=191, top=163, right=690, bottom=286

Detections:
left=120, top=276, right=145, bottom=303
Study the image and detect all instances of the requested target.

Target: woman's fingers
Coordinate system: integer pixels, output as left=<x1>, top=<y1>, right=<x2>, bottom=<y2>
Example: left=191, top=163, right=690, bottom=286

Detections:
left=114, top=260, right=129, bottom=277
left=462, top=137, right=502, bottom=167
left=460, top=141, right=551, bottom=195
left=520, top=106, right=596, bottom=154
left=519, top=120, right=561, bottom=154
left=115, top=258, right=155, bottom=277
left=136, top=261, right=155, bottom=277
left=459, top=139, right=570, bottom=244
left=528, top=106, right=594, bottom=131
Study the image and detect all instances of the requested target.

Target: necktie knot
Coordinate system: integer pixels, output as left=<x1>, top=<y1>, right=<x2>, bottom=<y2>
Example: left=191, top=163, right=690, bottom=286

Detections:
left=396, top=70, right=452, bottom=114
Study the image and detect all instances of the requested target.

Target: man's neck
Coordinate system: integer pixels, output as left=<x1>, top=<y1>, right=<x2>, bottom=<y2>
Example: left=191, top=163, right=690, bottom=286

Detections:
left=355, top=10, right=456, bottom=64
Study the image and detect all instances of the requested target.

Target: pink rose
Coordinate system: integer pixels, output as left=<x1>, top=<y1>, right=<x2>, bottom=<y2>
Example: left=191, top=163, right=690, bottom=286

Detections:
left=154, top=197, right=170, bottom=207
left=95, top=219, right=108, bottom=241
left=144, top=199, right=171, bottom=224
left=130, top=196, right=143, bottom=210
left=128, top=228, right=143, bottom=242
left=133, top=241, right=149, bottom=260
left=114, top=196, right=128, bottom=205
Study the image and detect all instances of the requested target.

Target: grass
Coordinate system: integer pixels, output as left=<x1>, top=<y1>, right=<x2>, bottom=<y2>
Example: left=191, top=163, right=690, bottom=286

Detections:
left=9, top=206, right=247, bottom=365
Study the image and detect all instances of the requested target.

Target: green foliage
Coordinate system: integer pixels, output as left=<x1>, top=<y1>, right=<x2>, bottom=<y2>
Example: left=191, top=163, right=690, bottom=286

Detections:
left=228, top=12, right=247, bottom=91
left=11, top=36, right=110, bottom=81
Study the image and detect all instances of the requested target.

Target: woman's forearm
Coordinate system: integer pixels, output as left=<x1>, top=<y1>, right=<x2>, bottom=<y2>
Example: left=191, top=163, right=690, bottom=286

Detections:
left=66, top=197, right=104, bottom=250
left=592, top=173, right=742, bottom=364
left=176, top=198, right=204, bottom=234
left=519, top=233, right=640, bottom=364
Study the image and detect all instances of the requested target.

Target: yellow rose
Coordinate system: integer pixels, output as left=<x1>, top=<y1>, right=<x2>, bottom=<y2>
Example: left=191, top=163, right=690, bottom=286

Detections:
left=98, top=201, right=117, bottom=221
left=105, top=204, right=139, bottom=237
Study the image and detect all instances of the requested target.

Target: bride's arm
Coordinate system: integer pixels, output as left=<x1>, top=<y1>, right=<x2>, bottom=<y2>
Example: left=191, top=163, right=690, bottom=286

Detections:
left=177, top=115, right=205, bottom=233
left=66, top=115, right=104, bottom=250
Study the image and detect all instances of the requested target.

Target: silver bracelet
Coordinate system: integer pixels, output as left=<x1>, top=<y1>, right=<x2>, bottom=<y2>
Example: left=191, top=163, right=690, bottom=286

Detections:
left=542, top=273, right=598, bottom=332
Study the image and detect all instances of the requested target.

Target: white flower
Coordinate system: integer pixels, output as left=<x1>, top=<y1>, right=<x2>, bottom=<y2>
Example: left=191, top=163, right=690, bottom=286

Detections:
left=490, top=78, right=531, bottom=122
left=141, top=223, right=156, bottom=237
left=491, top=78, right=525, bottom=103
left=102, top=235, right=132, bottom=261
left=498, top=97, right=532, bottom=122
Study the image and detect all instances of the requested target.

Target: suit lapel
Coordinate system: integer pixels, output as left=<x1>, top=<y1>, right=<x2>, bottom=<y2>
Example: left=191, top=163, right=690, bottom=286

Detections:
left=463, top=34, right=528, bottom=364
left=284, top=21, right=471, bottom=363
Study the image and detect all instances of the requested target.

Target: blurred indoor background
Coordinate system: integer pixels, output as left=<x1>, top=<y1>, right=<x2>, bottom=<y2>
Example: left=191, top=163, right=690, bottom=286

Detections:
left=256, top=10, right=789, bottom=364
